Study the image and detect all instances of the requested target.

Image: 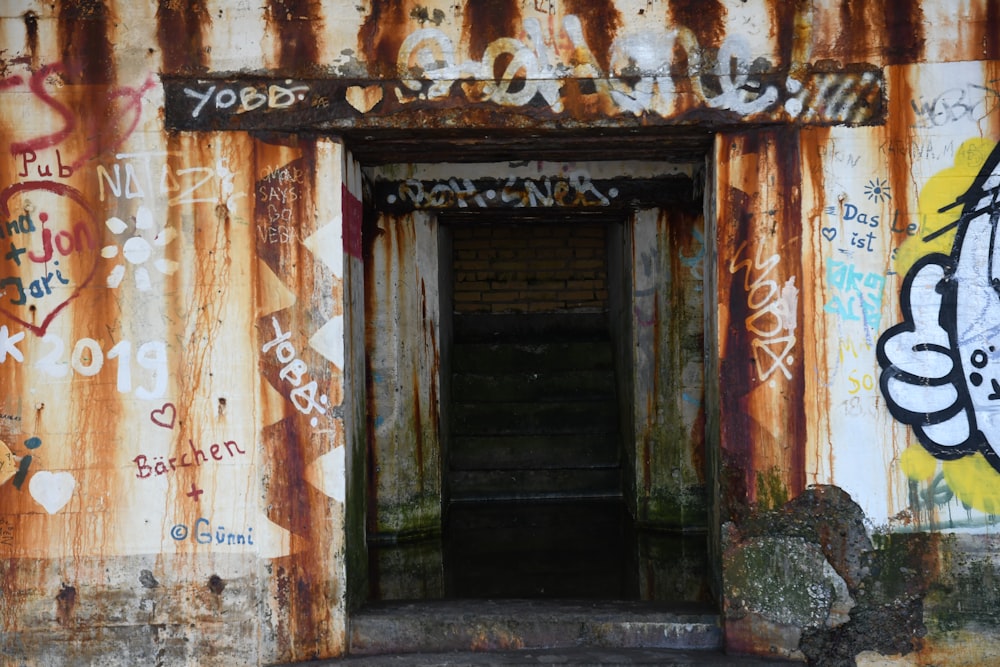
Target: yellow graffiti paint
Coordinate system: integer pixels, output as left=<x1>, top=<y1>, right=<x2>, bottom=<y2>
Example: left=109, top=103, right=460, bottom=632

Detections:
left=895, top=138, right=1000, bottom=515
left=900, top=444, right=938, bottom=482
left=942, top=453, right=1000, bottom=515
left=895, top=138, right=996, bottom=276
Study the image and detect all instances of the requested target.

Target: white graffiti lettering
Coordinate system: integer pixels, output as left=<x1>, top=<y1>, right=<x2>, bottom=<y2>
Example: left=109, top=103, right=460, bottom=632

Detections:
left=729, top=240, right=798, bottom=382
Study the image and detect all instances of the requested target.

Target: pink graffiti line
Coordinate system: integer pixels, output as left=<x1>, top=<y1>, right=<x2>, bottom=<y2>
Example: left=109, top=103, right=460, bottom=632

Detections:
left=9, top=64, right=76, bottom=156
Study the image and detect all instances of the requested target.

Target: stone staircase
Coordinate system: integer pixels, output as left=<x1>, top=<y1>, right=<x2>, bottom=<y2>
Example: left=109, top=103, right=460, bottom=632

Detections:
left=448, top=337, right=622, bottom=502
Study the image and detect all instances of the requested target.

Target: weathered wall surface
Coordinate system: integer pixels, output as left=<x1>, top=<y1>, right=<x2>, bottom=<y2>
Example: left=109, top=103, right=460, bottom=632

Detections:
left=714, top=65, right=1000, bottom=662
left=3, top=1, right=1000, bottom=666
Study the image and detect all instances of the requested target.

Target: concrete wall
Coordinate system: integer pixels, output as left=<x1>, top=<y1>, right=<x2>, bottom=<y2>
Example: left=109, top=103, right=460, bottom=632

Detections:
left=3, top=1, right=1000, bottom=665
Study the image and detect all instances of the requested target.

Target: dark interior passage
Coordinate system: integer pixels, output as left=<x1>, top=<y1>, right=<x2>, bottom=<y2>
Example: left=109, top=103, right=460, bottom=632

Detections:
left=447, top=221, right=620, bottom=503
left=366, top=216, right=712, bottom=604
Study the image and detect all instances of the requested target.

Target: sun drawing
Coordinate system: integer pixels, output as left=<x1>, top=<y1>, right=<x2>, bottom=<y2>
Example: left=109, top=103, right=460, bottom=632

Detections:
left=864, top=177, right=891, bottom=203
left=101, top=205, right=178, bottom=291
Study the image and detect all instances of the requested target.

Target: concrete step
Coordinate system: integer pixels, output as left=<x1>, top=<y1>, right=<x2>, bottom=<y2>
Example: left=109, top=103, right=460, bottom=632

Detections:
left=303, top=647, right=802, bottom=665
left=450, top=433, right=618, bottom=470
left=451, top=369, right=616, bottom=402
left=451, top=400, right=618, bottom=436
left=452, top=341, right=614, bottom=373
left=449, top=467, right=622, bottom=501
left=347, top=600, right=724, bottom=657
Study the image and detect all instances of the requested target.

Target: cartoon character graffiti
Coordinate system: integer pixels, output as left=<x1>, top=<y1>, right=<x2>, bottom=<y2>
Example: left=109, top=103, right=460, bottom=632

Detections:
left=878, top=140, right=1000, bottom=476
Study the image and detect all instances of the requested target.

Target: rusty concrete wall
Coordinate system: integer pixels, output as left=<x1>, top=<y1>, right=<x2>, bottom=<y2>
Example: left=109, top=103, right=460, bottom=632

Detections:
left=4, top=1, right=1000, bottom=665
left=712, top=63, right=1000, bottom=664
left=629, top=207, right=706, bottom=529
left=363, top=206, right=442, bottom=539
left=0, top=5, right=361, bottom=664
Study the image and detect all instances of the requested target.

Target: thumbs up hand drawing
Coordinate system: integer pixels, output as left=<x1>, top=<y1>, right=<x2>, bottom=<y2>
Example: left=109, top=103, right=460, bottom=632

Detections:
left=878, top=146, right=1000, bottom=469
left=877, top=255, right=974, bottom=455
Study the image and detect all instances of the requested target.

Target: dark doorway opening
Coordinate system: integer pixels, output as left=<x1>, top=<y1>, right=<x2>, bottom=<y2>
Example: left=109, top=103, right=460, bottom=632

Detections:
left=444, top=219, right=626, bottom=598
left=362, top=162, right=713, bottom=608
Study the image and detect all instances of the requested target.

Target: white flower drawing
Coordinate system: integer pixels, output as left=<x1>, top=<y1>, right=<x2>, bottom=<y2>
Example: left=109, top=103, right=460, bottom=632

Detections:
left=101, top=205, right=178, bottom=291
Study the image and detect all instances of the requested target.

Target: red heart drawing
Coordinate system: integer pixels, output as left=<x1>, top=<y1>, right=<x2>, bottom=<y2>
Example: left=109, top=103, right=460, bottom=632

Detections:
left=150, top=402, right=177, bottom=429
left=0, top=182, right=99, bottom=336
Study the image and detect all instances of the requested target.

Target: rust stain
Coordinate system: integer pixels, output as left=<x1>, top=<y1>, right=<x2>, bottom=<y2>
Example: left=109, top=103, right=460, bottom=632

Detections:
left=798, top=126, right=832, bottom=483
left=769, top=0, right=811, bottom=71
left=57, top=0, right=115, bottom=85
left=718, top=135, right=759, bottom=514
left=563, top=0, right=621, bottom=73
left=54, top=583, right=76, bottom=627
left=883, top=0, right=925, bottom=65
left=359, top=0, right=412, bottom=78
left=835, top=0, right=865, bottom=63
left=265, top=0, right=322, bottom=74
left=987, top=0, right=1000, bottom=61
left=362, top=209, right=383, bottom=538
left=462, top=0, right=521, bottom=62
left=771, top=127, right=806, bottom=499
left=23, top=11, right=39, bottom=70
left=884, top=66, right=915, bottom=260
left=251, top=137, right=341, bottom=660
left=668, top=0, right=726, bottom=51
left=156, top=0, right=210, bottom=73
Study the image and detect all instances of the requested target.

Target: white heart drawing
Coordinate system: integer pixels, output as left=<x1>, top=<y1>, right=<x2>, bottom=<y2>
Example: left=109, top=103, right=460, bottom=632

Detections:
left=29, top=471, right=77, bottom=514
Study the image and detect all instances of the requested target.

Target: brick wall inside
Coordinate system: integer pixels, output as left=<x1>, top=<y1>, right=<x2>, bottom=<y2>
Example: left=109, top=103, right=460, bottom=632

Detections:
left=452, top=222, right=609, bottom=314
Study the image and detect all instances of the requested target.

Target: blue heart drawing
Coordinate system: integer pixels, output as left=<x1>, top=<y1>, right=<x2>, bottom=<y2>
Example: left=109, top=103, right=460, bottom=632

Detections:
left=821, top=227, right=837, bottom=241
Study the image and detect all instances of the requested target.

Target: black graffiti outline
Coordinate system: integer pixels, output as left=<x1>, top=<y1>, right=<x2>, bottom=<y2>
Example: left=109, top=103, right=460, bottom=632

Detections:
left=878, top=140, right=1000, bottom=473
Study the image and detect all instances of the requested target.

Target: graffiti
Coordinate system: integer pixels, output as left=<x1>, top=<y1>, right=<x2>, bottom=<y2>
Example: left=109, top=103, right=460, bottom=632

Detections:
left=387, top=172, right=617, bottom=209
left=2, top=435, right=75, bottom=514
left=909, top=82, right=1000, bottom=128
left=169, top=517, right=254, bottom=546
left=258, top=224, right=301, bottom=244
left=729, top=240, right=798, bottom=382
left=879, top=140, right=1000, bottom=474
left=182, top=80, right=309, bottom=118
left=97, top=153, right=240, bottom=210
left=679, top=227, right=706, bottom=285
left=391, top=15, right=879, bottom=122
left=889, top=210, right=922, bottom=237
left=880, top=138, right=957, bottom=163
left=16, top=149, right=74, bottom=180
left=0, top=182, right=98, bottom=336
left=2, top=63, right=154, bottom=173
left=1, top=211, right=86, bottom=303
left=0, top=438, right=18, bottom=486
left=6, top=333, right=171, bottom=399
left=0, top=325, right=24, bottom=363
left=818, top=142, right=862, bottom=169
left=164, top=20, right=882, bottom=128
left=132, top=439, right=247, bottom=479
left=150, top=402, right=176, bottom=429
left=262, top=316, right=331, bottom=427
left=846, top=369, right=877, bottom=395
left=101, top=205, right=179, bottom=290
left=0, top=517, right=12, bottom=547
left=1, top=326, right=168, bottom=402
left=823, top=259, right=885, bottom=332
left=28, top=470, right=75, bottom=514
left=0, top=181, right=97, bottom=335
left=864, top=178, right=892, bottom=204
left=256, top=160, right=303, bottom=243
left=10, top=437, right=41, bottom=490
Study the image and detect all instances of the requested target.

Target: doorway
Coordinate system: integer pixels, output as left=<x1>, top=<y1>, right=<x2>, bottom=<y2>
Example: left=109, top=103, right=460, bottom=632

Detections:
left=362, top=161, right=711, bottom=604
left=444, top=217, right=628, bottom=598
